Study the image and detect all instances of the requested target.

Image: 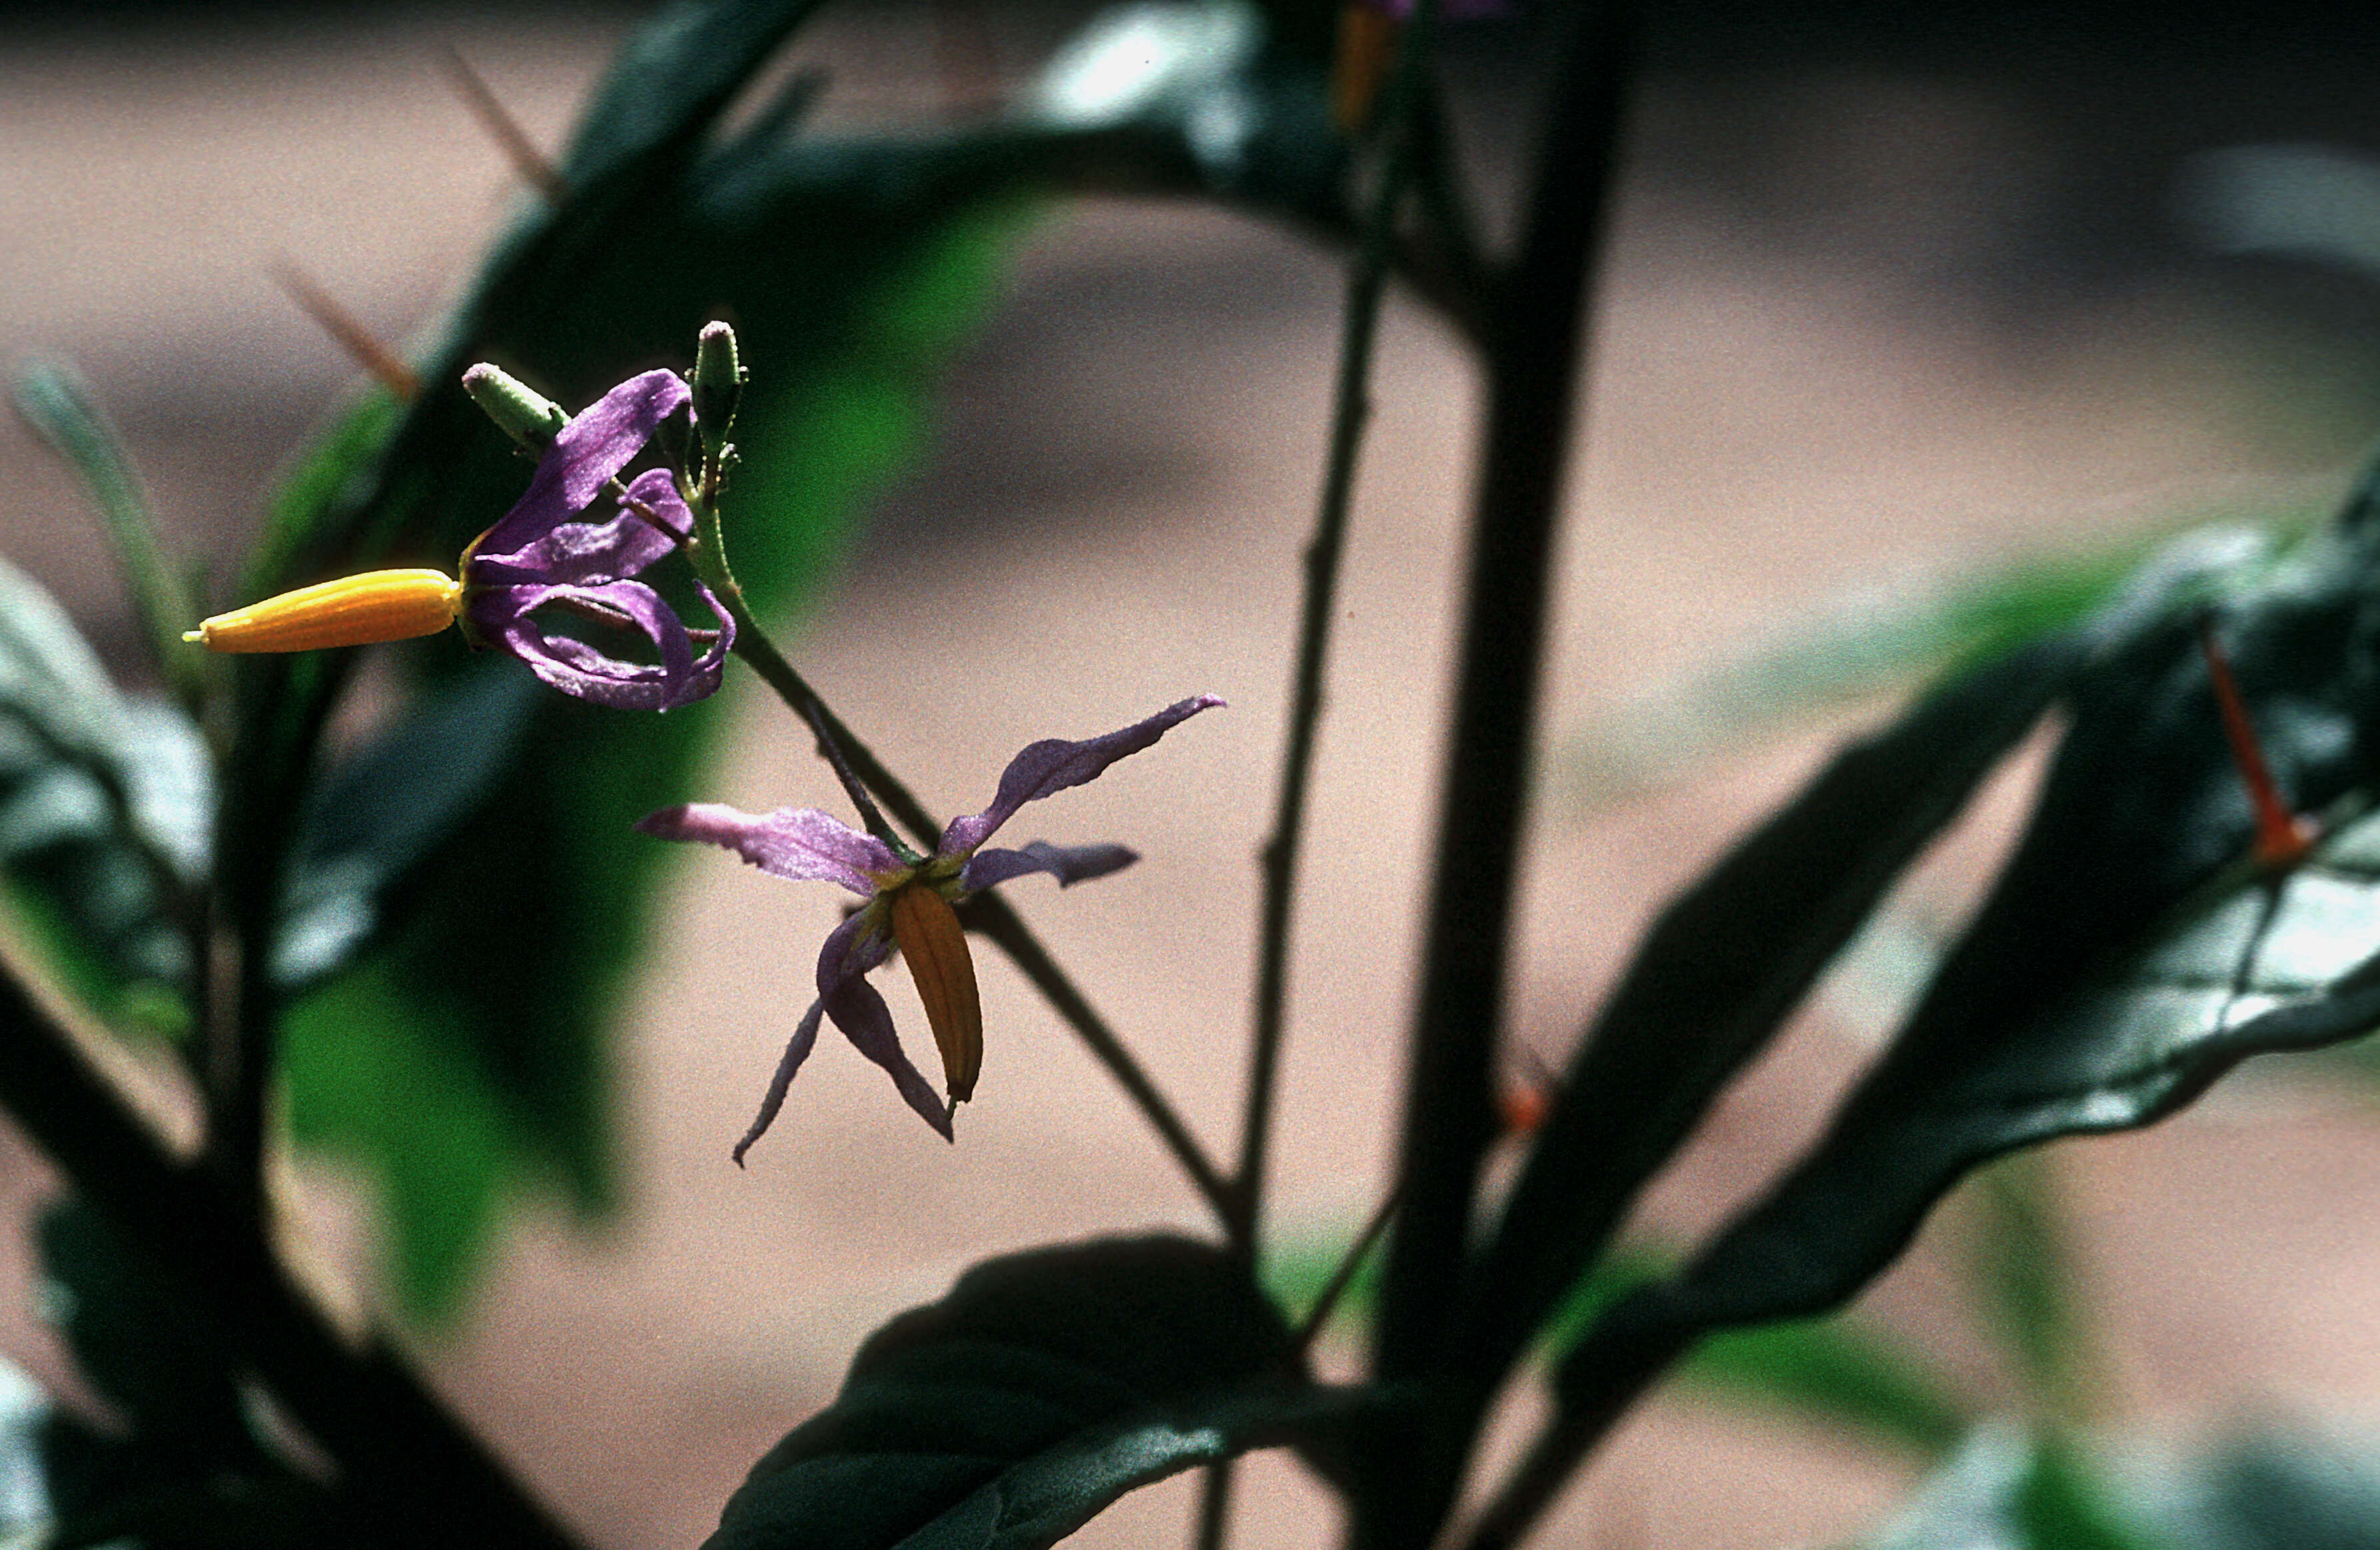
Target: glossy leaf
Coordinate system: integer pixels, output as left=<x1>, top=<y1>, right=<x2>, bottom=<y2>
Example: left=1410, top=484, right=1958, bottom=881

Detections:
left=1557, top=493, right=2380, bottom=1419
left=1459, top=629, right=2088, bottom=1381
left=707, top=1236, right=1346, bottom=1550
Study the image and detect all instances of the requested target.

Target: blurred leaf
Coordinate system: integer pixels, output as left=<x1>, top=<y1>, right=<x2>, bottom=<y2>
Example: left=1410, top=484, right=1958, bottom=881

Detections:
left=1964, top=1152, right=2104, bottom=1423
left=708, top=1236, right=1349, bottom=1550
left=274, top=659, right=538, bottom=992
left=1460, top=627, right=2091, bottom=1382
left=281, top=961, right=514, bottom=1323
left=12, top=360, right=200, bottom=702
left=36, top=1200, right=350, bottom=1549
left=1562, top=523, right=2305, bottom=805
left=2014, top=1435, right=2172, bottom=1550
left=0, top=558, right=208, bottom=1038
left=1556, top=482, right=2380, bottom=1413
left=1862, top=1426, right=2169, bottom=1550
left=1686, top=1319, right=1972, bottom=1459
left=2136, top=1421, right=2380, bottom=1550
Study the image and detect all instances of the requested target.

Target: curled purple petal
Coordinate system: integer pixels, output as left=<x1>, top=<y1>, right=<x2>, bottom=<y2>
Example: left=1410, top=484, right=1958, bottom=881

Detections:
left=939, top=694, right=1224, bottom=858
left=472, top=468, right=691, bottom=586
left=637, top=803, right=901, bottom=895
left=464, top=578, right=729, bottom=711
left=731, top=998, right=825, bottom=1166
left=472, top=371, right=691, bottom=557
left=815, top=906, right=897, bottom=996
left=961, top=841, right=1138, bottom=892
left=823, top=972, right=954, bottom=1141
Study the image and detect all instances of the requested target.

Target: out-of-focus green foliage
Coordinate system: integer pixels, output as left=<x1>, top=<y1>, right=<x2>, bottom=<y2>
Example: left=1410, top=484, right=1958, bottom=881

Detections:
left=35, top=1202, right=350, bottom=1548
left=0, top=560, right=208, bottom=1042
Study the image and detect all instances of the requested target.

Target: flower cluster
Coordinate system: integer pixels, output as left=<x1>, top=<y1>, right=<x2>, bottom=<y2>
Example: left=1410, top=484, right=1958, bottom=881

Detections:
left=185, top=369, right=731, bottom=712
left=639, top=694, right=1223, bottom=1158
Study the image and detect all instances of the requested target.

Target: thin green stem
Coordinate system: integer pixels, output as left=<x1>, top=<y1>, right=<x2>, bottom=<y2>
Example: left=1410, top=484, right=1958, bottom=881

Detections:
left=1235, top=0, right=1442, bottom=1262
left=682, top=509, right=1236, bottom=1228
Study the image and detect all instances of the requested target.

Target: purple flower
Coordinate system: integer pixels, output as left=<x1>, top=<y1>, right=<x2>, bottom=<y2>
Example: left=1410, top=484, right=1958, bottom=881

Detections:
left=638, top=694, right=1224, bottom=1158
left=460, top=369, right=733, bottom=711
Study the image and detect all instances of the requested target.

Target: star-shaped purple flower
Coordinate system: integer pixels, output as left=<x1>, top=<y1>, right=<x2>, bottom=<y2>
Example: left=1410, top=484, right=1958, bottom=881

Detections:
left=460, top=369, right=733, bottom=711
left=638, top=694, right=1224, bottom=1158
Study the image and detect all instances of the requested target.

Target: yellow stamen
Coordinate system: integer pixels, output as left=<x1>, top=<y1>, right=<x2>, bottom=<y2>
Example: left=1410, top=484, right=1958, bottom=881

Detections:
left=888, top=883, right=983, bottom=1105
left=183, top=569, right=462, bottom=653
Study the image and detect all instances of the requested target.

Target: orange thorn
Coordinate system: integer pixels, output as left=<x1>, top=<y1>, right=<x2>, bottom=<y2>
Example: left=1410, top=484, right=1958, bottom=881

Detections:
left=2199, top=615, right=2317, bottom=871
left=436, top=45, right=566, bottom=202
left=1497, top=1045, right=1557, bottom=1138
left=268, top=259, right=420, bottom=400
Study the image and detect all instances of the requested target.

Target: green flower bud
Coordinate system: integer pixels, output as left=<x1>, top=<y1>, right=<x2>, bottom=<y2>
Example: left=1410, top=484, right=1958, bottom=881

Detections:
left=693, top=320, right=745, bottom=456
left=461, top=362, right=568, bottom=452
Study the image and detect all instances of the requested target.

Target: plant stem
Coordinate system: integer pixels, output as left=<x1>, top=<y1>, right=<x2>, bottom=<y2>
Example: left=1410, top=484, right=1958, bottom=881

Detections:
left=1358, top=6, right=1635, bottom=1545
left=1456, top=1298, right=1687, bottom=1550
left=965, top=893, right=1236, bottom=1224
left=1236, top=0, right=1437, bottom=1260
left=1194, top=1459, right=1235, bottom=1550
left=0, top=947, right=582, bottom=1549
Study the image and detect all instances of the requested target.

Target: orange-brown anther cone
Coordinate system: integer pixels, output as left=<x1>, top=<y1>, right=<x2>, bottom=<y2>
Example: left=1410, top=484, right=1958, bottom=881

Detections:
left=889, top=883, right=983, bottom=1104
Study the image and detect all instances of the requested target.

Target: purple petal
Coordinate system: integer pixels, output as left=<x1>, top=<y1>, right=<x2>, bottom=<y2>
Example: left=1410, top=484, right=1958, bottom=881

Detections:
left=636, top=803, right=901, bottom=895
left=730, top=998, right=825, bottom=1166
left=471, top=468, right=691, bottom=587
left=823, top=972, right=953, bottom=1141
left=960, top=841, right=1138, bottom=892
left=473, top=370, right=691, bottom=556
left=814, top=907, right=897, bottom=1000
left=939, top=695, right=1224, bottom=858
left=464, top=578, right=727, bottom=711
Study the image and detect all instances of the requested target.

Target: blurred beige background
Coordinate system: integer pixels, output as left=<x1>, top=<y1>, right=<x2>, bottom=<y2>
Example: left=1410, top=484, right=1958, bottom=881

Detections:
left=10, top=5, right=2380, bottom=1547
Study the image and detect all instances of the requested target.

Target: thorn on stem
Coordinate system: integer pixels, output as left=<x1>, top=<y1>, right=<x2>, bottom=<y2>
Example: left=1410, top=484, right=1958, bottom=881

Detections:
left=2198, top=613, right=2317, bottom=873
left=436, top=44, right=566, bottom=201
left=268, top=259, right=420, bottom=400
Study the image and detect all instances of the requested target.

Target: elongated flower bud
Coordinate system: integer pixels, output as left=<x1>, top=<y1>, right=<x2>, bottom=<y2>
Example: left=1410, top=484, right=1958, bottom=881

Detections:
left=693, top=320, right=745, bottom=456
left=461, top=363, right=568, bottom=452
left=887, top=882, right=983, bottom=1105
left=183, top=569, right=462, bottom=653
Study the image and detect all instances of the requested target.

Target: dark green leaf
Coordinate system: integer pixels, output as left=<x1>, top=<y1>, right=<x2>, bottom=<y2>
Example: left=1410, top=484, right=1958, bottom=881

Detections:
left=1559, top=490, right=2380, bottom=1404
left=1460, top=629, right=2088, bottom=1381
left=708, top=1236, right=1346, bottom=1550
left=274, top=659, right=538, bottom=992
